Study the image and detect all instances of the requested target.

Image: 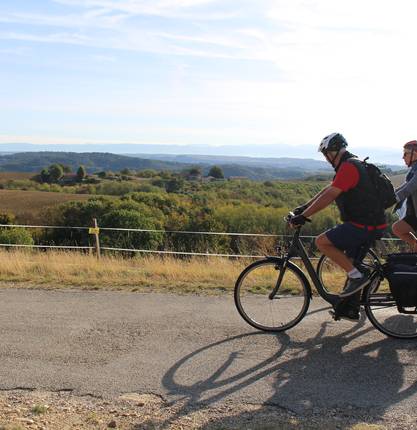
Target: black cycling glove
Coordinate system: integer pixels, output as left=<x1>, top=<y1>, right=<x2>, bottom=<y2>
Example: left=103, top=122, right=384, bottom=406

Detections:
left=293, top=204, right=308, bottom=216
left=290, top=214, right=308, bottom=226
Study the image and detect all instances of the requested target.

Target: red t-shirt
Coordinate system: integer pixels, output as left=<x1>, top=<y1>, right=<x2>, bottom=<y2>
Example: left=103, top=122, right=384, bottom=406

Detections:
left=332, top=161, right=360, bottom=192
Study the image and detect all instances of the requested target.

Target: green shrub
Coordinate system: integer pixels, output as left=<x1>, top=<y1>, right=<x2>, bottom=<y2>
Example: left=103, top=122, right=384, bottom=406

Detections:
left=0, top=228, right=34, bottom=245
left=94, top=181, right=138, bottom=195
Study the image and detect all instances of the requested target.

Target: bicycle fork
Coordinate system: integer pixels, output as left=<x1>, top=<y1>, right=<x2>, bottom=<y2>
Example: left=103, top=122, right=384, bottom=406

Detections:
left=268, top=258, right=288, bottom=300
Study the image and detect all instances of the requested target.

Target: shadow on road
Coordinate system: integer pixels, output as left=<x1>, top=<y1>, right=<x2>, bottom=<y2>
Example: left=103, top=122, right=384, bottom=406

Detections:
left=158, top=317, right=417, bottom=429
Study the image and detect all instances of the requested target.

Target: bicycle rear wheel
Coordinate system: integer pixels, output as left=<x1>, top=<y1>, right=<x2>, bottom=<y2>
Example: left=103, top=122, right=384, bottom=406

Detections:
left=364, top=278, right=417, bottom=339
left=234, top=258, right=311, bottom=332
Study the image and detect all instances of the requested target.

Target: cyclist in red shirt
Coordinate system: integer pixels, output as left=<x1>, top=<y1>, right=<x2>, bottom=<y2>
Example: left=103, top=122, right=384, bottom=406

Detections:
left=290, top=133, right=387, bottom=320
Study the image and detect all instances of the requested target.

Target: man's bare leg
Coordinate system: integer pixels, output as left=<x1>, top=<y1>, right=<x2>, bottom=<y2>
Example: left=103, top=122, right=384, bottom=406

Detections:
left=315, top=233, right=355, bottom=272
left=392, top=220, right=417, bottom=251
left=315, top=232, right=368, bottom=302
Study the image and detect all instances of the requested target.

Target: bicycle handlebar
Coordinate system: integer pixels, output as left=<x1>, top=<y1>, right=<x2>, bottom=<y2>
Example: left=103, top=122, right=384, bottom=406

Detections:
left=284, top=211, right=295, bottom=223
left=285, top=211, right=312, bottom=227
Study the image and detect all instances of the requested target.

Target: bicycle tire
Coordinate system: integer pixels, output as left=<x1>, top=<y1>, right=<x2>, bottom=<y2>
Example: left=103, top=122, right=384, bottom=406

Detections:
left=234, top=258, right=311, bottom=332
left=316, top=249, right=379, bottom=295
left=364, top=278, right=417, bottom=339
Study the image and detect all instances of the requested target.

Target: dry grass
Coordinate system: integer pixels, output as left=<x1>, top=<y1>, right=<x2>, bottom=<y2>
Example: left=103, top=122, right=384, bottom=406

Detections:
left=0, top=250, right=390, bottom=295
left=0, top=249, right=249, bottom=293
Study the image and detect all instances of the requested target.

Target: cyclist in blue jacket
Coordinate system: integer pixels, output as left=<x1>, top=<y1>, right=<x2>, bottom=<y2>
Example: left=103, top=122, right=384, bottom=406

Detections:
left=392, top=140, right=417, bottom=251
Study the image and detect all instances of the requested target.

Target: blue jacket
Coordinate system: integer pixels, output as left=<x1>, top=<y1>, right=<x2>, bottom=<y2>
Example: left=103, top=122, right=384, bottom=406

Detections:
left=395, top=162, right=417, bottom=211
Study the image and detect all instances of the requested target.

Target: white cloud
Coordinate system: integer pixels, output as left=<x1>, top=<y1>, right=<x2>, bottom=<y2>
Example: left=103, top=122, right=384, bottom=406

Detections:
left=0, top=10, right=127, bottom=29
left=52, top=0, right=231, bottom=19
left=0, top=3, right=258, bottom=60
left=0, top=31, right=93, bottom=46
left=266, top=0, right=417, bottom=29
left=6, top=0, right=416, bottom=71
left=264, top=0, right=417, bottom=76
left=2, top=0, right=417, bottom=149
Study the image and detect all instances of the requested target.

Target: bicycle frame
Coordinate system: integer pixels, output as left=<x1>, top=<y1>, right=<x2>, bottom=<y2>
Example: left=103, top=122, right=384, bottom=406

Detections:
left=270, top=228, right=345, bottom=307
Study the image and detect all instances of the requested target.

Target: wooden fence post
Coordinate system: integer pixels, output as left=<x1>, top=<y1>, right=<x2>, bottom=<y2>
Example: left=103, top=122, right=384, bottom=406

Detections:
left=89, top=218, right=101, bottom=259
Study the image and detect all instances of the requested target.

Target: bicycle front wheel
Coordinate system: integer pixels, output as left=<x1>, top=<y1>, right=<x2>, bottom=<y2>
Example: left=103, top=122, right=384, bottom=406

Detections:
left=364, top=279, right=417, bottom=339
left=234, top=258, right=311, bottom=332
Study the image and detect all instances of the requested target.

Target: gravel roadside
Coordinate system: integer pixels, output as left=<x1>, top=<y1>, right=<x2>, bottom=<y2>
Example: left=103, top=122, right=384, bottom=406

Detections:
left=0, top=390, right=415, bottom=430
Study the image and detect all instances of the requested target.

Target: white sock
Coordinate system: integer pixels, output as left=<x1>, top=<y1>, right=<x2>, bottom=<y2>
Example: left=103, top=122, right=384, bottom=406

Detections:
left=348, top=268, right=362, bottom=279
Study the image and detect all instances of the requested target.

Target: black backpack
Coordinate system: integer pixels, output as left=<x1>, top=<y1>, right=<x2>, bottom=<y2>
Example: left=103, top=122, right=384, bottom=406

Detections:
left=362, top=158, right=397, bottom=210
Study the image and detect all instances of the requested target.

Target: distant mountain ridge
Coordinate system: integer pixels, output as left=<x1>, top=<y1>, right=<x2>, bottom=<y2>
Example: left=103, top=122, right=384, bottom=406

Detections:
left=0, top=150, right=403, bottom=180
left=0, top=152, right=188, bottom=174
left=0, top=151, right=332, bottom=180
left=0, top=142, right=403, bottom=167
left=127, top=153, right=331, bottom=171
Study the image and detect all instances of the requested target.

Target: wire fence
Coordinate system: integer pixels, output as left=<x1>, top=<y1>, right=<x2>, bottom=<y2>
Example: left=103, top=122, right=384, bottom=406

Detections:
left=0, top=220, right=404, bottom=260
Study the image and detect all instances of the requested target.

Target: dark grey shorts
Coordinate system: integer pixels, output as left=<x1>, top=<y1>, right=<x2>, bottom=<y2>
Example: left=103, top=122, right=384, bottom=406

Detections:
left=325, top=222, right=384, bottom=260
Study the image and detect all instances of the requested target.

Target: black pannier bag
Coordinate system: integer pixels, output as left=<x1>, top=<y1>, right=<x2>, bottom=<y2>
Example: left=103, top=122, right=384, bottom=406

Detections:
left=384, top=253, right=417, bottom=312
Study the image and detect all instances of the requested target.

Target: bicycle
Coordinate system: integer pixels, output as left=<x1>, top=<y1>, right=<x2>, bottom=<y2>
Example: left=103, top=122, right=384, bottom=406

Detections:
left=234, top=214, right=417, bottom=339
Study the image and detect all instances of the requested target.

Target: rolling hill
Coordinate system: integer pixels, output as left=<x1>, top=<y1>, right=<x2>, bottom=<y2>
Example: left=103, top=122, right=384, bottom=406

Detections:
left=0, top=152, right=333, bottom=180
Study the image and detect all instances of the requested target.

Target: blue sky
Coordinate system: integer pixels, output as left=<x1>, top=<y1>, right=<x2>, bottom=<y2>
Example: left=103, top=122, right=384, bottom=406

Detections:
left=1, top=0, right=417, bottom=155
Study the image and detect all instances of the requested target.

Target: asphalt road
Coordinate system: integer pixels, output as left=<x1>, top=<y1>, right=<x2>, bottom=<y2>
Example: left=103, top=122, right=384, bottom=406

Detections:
left=0, top=288, right=416, bottom=420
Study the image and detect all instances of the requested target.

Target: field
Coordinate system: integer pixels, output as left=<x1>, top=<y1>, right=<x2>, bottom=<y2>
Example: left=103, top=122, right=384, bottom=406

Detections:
left=0, top=171, right=35, bottom=181
left=0, top=189, right=93, bottom=223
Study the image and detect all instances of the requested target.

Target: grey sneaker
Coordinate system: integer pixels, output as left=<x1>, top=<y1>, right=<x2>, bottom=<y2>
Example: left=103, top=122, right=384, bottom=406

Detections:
left=339, top=272, right=371, bottom=298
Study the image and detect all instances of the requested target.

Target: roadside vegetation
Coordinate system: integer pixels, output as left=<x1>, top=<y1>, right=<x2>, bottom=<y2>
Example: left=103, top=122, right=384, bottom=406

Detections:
left=0, top=248, right=395, bottom=295
left=0, top=165, right=399, bottom=256
left=0, top=250, right=248, bottom=293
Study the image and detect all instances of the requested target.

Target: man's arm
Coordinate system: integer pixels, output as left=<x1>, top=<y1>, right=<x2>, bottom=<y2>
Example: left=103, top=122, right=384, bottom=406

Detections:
left=395, top=174, right=417, bottom=202
left=302, top=186, right=342, bottom=218
left=303, top=184, right=332, bottom=207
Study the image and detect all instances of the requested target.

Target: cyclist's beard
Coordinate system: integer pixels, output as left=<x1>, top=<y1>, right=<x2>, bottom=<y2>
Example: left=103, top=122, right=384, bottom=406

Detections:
left=324, top=151, right=339, bottom=169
